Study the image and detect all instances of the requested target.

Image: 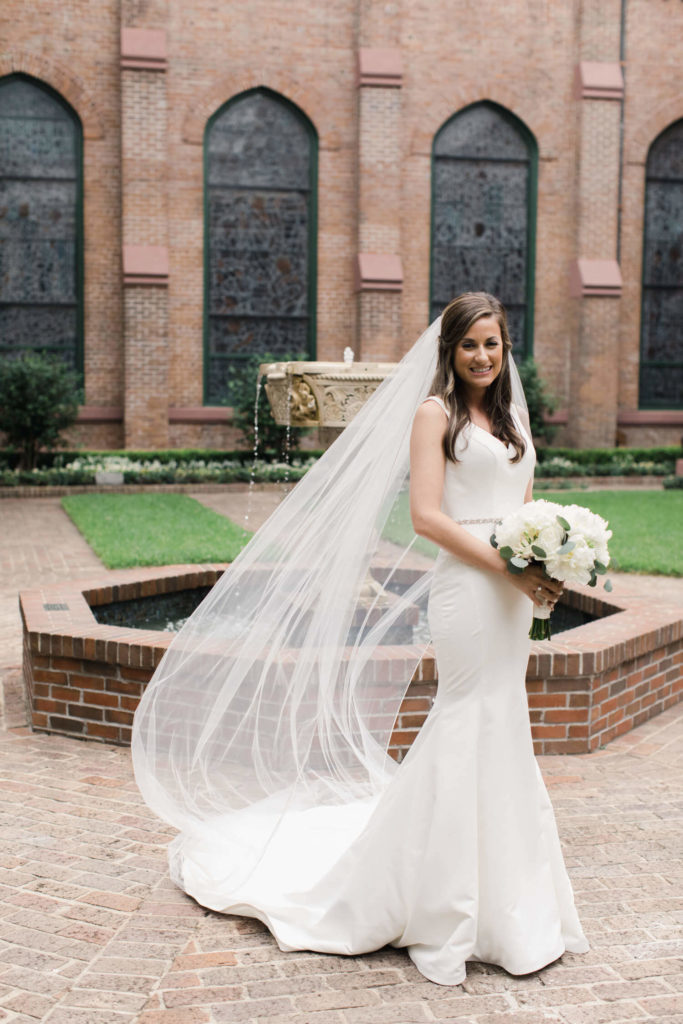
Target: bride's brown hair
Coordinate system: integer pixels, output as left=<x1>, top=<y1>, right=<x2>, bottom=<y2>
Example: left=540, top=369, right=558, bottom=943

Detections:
left=430, top=291, right=527, bottom=464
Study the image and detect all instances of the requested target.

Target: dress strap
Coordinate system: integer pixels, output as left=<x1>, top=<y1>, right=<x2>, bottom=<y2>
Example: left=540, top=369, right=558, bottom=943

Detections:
left=423, top=395, right=448, bottom=417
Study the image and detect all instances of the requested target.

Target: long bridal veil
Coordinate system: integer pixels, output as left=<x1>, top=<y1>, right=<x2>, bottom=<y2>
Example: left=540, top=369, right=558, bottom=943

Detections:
left=131, top=312, right=527, bottom=898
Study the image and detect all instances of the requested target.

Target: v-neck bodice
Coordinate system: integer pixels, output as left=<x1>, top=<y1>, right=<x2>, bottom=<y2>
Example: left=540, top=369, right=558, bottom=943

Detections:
left=423, top=395, right=536, bottom=527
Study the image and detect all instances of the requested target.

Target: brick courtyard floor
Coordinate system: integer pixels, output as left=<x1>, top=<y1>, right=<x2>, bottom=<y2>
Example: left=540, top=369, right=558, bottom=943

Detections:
left=1, top=494, right=682, bottom=1024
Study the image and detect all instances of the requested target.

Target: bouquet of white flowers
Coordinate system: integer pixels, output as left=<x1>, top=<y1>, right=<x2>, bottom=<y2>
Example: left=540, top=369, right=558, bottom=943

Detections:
left=491, top=499, right=612, bottom=640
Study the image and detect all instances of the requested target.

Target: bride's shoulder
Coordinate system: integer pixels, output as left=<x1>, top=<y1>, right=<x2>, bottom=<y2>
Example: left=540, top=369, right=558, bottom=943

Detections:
left=412, top=396, right=448, bottom=439
left=420, top=395, right=449, bottom=417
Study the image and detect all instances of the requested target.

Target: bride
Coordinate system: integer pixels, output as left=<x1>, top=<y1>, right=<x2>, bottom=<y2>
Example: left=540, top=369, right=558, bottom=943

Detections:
left=132, top=291, right=589, bottom=986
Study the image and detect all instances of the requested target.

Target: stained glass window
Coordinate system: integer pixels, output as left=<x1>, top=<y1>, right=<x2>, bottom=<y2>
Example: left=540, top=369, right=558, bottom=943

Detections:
left=0, top=74, right=82, bottom=369
left=639, top=120, right=683, bottom=408
left=204, top=88, right=317, bottom=403
left=430, top=102, right=536, bottom=358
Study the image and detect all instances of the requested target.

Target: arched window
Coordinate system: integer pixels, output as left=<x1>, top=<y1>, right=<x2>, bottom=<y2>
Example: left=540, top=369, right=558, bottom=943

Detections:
left=204, top=88, right=317, bottom=403
left=639, top=119, right=683, bottom=408
left=0, top=74, right=83, bottom=370
left=430, top=102, right=537, bottom=358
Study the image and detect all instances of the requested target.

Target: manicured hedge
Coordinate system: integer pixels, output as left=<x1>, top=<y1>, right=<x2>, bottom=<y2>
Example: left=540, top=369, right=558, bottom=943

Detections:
left=0, top=445, right=679, bottom=488
left=0, top=447, right=325, bottom=469
left=534, top=449, right=677, bottom=478
left=0, top=453, right=320, bottom=487
left=536, top=446, right=679, bottom=466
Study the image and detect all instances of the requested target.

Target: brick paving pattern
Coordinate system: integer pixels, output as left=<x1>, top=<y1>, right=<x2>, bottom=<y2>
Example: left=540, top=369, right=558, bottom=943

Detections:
left=1, top=494, right=682, bottom=1022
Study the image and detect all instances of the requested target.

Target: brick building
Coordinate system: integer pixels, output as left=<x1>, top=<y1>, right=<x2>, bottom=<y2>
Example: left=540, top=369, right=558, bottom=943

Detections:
left=1, top=0, right=681, bottom=451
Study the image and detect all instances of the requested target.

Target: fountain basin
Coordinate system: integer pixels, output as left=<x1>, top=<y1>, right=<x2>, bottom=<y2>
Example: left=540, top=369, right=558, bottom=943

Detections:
left=90, top=581, right=600, bottom=644
left=20, top=564, right=682, bottom=757
left=260, top=360, right=397, bottom=427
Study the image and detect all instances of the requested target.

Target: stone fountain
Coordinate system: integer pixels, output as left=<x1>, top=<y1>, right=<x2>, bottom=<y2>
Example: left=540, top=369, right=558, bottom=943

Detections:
left=259, top=354, right=397, bottom=428
left=259, top=352, right=400, bottom=609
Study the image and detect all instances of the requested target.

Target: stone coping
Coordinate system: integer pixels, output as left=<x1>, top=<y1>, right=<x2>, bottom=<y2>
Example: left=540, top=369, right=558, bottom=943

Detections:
left=20, top=562, right=681, bottom=685
left=20, top=563, right=683, bottom=674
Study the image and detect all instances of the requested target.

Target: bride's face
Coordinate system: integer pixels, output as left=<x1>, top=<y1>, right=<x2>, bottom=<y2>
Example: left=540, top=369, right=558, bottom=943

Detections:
left=453, top=315, right=504, bottom=392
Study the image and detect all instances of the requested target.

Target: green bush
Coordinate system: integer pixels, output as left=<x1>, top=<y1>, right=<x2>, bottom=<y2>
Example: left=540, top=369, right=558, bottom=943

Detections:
left=45, top=448, right=266, bottom=467
left=0, top=453, right=320, bottom=487
left=534, top=446, right=677, bottom=478
left=531, top=478, right=574, bottom=491
left=227, top=352, right=310, bottom=457
left=537, top=445, right=678, bottom=466
left=517, top=358, right=558, bottom=445
left=663, top=475, right=683, bottom=489
left=0, top=352, right=82, bottom=469
left=0, top=466, right=95, bottom=487
left=0, top=446, right=327, bottom=472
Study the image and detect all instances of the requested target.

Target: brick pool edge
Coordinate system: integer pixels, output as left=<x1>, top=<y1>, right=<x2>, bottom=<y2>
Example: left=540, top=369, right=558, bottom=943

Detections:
left=20, top=564, right=683, bottom=757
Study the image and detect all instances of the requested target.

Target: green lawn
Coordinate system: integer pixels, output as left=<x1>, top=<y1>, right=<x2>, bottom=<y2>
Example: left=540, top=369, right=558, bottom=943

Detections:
left=382, top=492, right=440, bottom=560
left=63, top=489, right=682, bottom=576
left=383, top=488, right=683, bottom=576
left=537, top=490, right=683, bottom=576
left=62, top=493, right=251, bottom=568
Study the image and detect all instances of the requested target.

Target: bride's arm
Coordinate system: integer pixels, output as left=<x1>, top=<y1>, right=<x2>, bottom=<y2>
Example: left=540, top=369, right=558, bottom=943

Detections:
left=409, top=404, right=561, bottom=607
left=409, top=402, right=506, bottom=576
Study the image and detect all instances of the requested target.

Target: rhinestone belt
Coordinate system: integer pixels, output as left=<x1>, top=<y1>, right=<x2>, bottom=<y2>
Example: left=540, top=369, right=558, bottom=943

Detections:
left=455, top=517, right=502, bottom=525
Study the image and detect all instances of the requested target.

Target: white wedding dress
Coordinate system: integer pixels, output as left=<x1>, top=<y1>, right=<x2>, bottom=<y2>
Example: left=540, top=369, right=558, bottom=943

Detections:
left=167, top=396, right=589, bottom=986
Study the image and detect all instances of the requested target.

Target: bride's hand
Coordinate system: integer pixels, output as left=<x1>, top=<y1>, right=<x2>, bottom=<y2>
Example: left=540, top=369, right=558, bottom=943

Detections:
left=507, top=564, right=563, bottom=608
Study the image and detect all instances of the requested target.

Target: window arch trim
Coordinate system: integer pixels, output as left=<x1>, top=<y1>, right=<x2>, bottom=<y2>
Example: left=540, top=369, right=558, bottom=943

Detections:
left=638, top=118, right=683, bottom=410
left=429, top=100, right=538, bottom=359
left=202, top=86, right=318, bottom=405
left=0, top=72, right=84, bottom=378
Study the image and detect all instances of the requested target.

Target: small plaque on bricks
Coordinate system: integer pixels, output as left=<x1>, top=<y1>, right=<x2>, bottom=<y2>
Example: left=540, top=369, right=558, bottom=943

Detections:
left=43, top=603, right=69, bottom=611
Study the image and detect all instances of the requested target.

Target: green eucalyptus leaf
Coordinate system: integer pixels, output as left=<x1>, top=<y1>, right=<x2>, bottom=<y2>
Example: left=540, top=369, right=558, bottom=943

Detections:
left=531, top=545, right=547, bottom=558
left=510, top=556, right=529, bottom=569
left=556, top=515, right=571, bottom=531
left=594, top=561, right=607, bottom=574
left=490, top=534, right=498, bottom=548
left=506, top=560, right=524, bottom=575
left=604, top=578, right=613, bottom=592
left=558, top=540, right=575, bottom=554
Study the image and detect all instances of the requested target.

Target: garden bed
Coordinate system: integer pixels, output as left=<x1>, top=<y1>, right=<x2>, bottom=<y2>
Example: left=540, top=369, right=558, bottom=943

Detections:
left=0, top=445, right=678, bottom=492
left=0, top=475, right=669, bottom=499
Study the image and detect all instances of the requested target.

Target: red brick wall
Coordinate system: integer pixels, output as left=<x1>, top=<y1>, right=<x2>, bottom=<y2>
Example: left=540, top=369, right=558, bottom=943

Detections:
left=0, top=6, right=124, bottom=411
left=618, top=0, right=683, bottom=427
left=27, top=649, right=147, bottom=745
left=21, top=623, right=683, bottom=758
left=2, top=0, right=681, bottom=450
left=526, top=640, right=682, bottom=755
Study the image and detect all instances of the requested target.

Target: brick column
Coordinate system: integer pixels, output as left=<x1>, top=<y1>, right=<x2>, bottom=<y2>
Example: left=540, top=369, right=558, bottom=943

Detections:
left=355, top=48, right=403, bottom=362
left=120, top=24, right=169, bottom=449
left=568, top=24, right=625, bottom=447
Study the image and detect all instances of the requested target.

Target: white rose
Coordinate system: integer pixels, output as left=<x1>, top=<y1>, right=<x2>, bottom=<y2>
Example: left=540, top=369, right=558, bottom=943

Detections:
left=546, top=536, right=596, bottom=585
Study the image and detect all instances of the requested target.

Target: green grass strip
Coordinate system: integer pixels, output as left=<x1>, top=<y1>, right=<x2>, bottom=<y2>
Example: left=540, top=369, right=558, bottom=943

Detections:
left=537, top=490, right=683, bottom=576
left=62, top=493, right=252, bottom=568
left=383, top=488, right=683, bottom=576
left=381, top=491, right=439, bottom=560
